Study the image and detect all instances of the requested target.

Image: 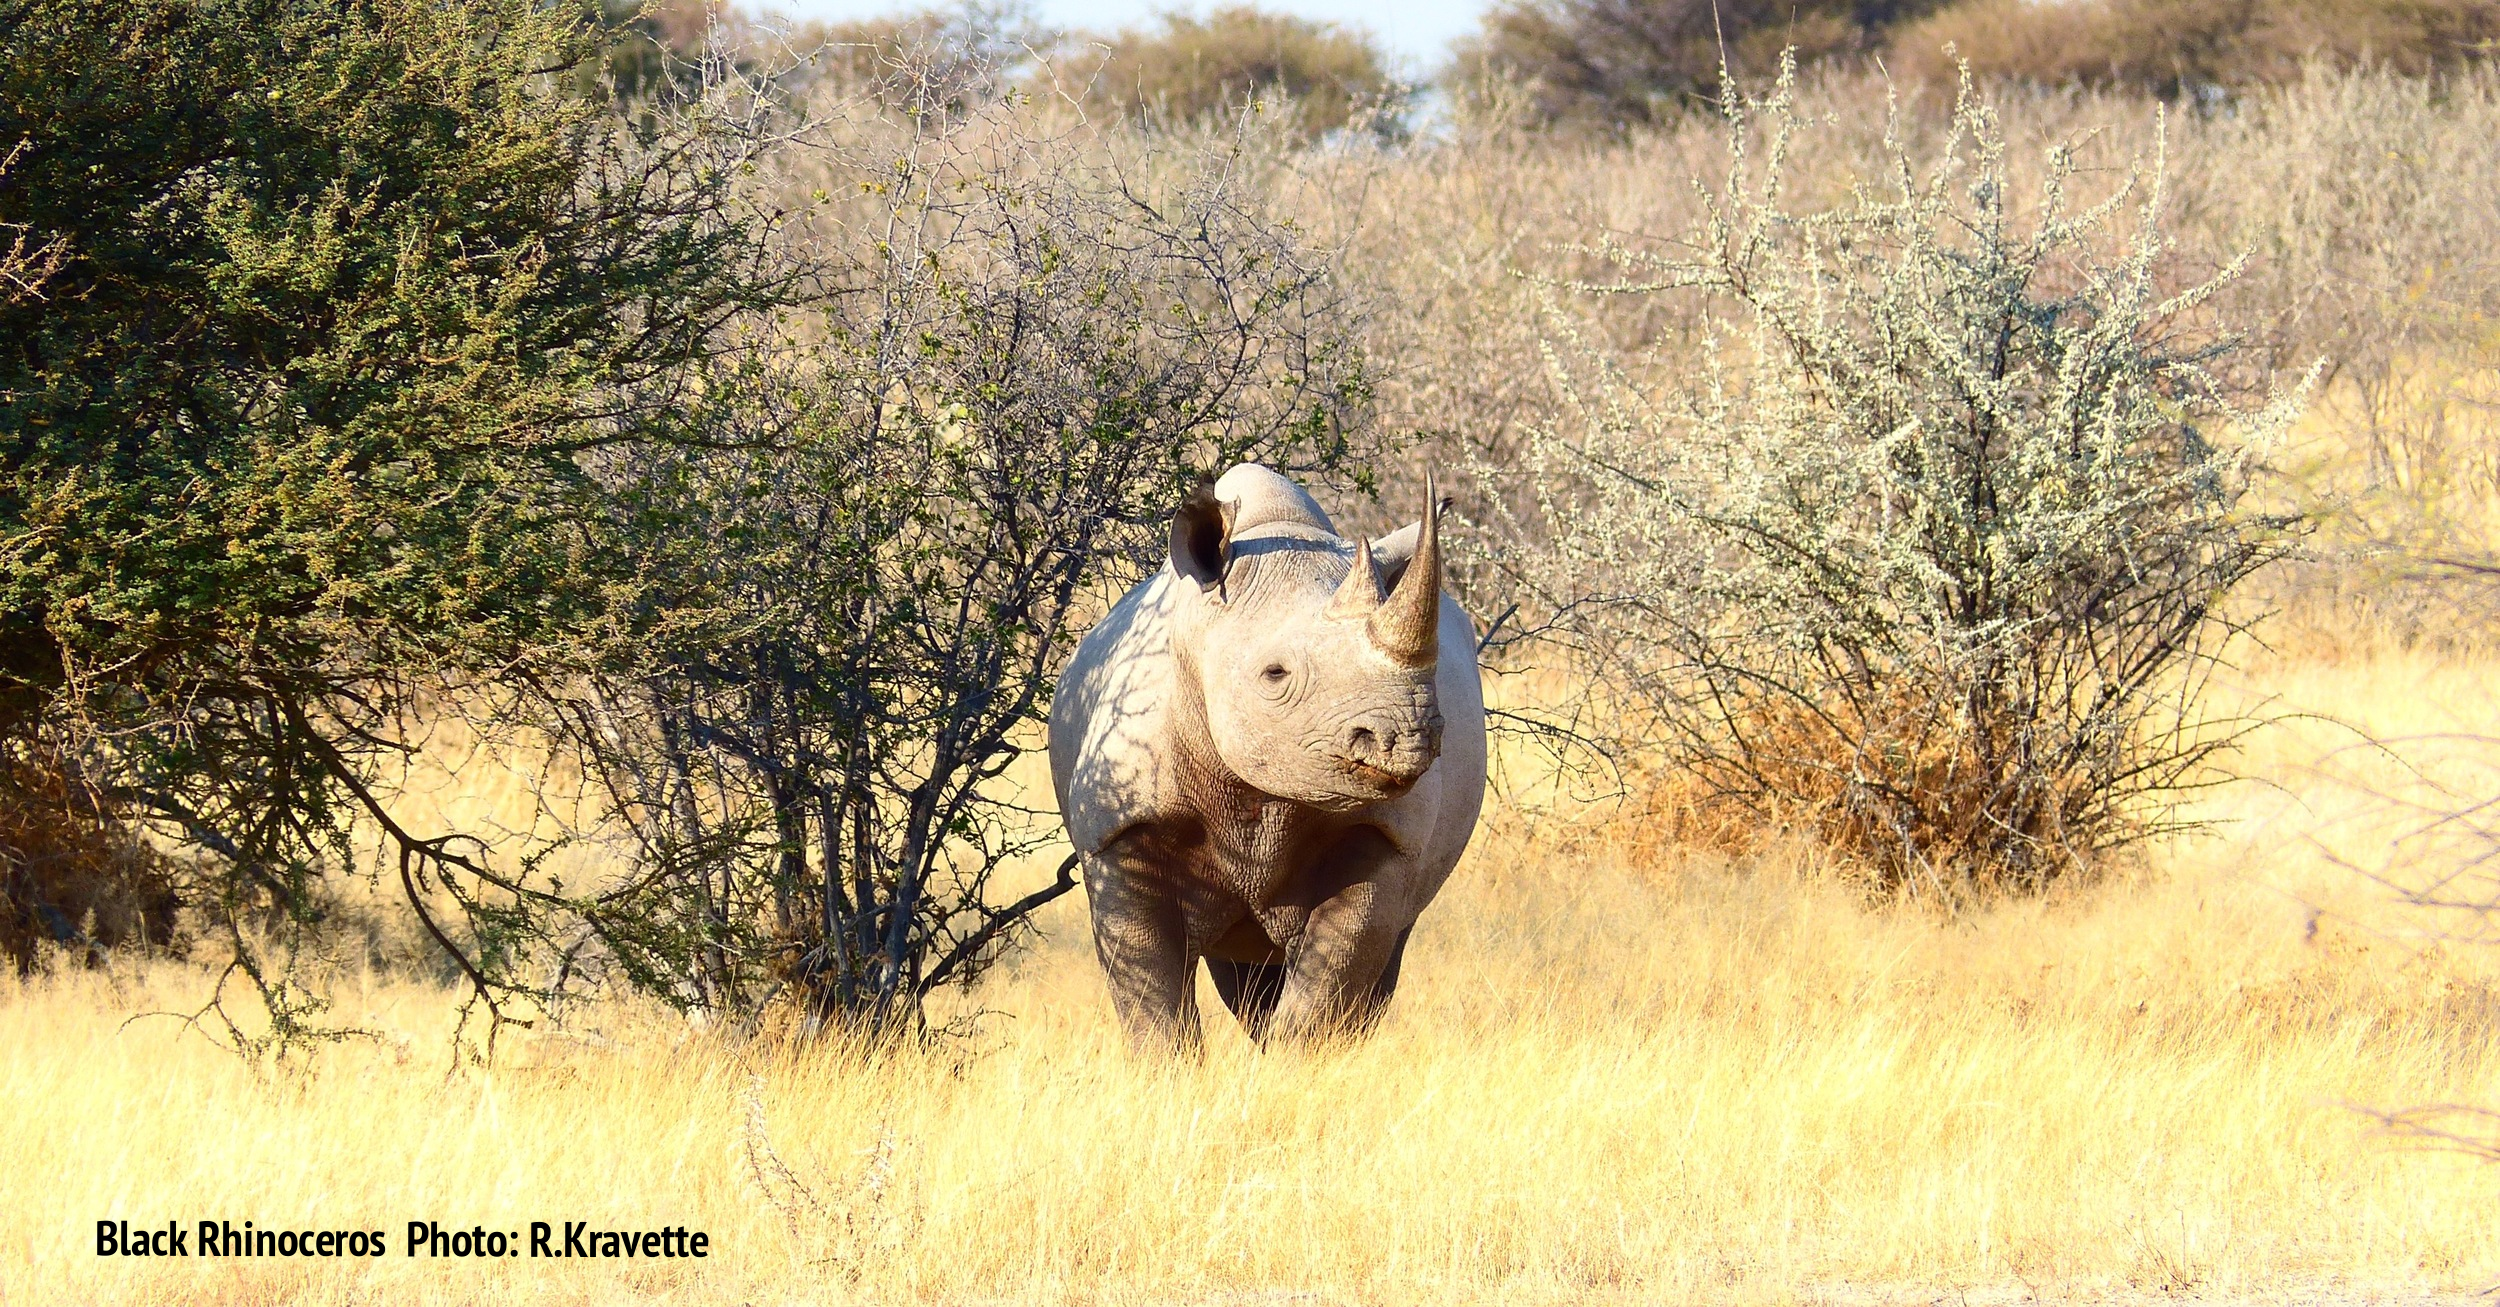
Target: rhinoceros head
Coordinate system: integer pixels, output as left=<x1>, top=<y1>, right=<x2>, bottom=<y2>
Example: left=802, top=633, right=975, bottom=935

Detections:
left=1167, top=471, right=1450, bottom=811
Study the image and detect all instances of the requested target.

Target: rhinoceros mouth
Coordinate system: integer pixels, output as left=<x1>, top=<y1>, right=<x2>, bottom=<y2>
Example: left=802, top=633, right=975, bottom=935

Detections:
left=1329, top=755, right=1424, bottom=793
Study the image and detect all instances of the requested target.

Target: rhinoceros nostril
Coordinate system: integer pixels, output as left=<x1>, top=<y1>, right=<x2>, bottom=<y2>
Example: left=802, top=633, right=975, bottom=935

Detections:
left=1347, top=726, right=1378, bottom=757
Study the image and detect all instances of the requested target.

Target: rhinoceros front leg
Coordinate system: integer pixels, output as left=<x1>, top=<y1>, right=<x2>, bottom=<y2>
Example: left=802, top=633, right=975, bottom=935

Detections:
left=1264, top=877, right=1415, bottom=1044
left=1221, top=926, right=1408, bottom=1043
left=1205, top=956, right=1289, bottom=1039
left=1083, top=849, right=1201, bottom=1055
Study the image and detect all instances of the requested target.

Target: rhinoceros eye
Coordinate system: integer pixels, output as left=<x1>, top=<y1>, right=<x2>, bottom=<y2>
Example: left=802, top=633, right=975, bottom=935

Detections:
left=1261, top=663, right=1290, bottom=683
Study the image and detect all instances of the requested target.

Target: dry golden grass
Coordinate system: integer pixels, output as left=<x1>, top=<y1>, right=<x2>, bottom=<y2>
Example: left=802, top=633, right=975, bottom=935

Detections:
left=9, top=637, right=2500, bottom=1305
left=10, top=53, right=2500, bottom=1307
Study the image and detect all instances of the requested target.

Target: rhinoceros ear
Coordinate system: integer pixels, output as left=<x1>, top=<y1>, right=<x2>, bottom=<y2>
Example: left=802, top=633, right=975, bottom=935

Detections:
left=1368, top=490, right=1455, bottom=595
left=1370, top=521, right=1421, bottom=593
left=1169, top=476, right=1237, bottom=595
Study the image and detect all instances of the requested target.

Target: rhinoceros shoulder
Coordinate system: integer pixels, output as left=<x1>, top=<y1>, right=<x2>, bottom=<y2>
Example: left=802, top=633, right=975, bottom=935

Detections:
left=1050, top=569, right=1194, bottom=852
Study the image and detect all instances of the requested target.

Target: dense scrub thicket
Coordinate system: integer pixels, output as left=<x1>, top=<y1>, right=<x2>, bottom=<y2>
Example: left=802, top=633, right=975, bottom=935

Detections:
left=1068, top=6, right=1399, bottom=138
left=1450, top=0, right=1947, bottom=128
left=9, top=0, right=2498, bottom=1041
left=1893, top=0, right=2500, bottom=96
left=1449, top=0, right=2500, bottom=126
left=787, top=4, right=1396, bottom=139
left=525, top=62, right=1372, bottom=1033
left=0, top=0, right=1377, bottom=1047
left=1351, top=63, right=2500, bottom=636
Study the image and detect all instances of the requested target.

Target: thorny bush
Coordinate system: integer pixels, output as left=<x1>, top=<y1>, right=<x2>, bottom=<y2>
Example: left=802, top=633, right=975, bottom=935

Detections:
left=486, top=51, right=1375, bottom=1037
left=1482, top=58, right=2311, bottom=900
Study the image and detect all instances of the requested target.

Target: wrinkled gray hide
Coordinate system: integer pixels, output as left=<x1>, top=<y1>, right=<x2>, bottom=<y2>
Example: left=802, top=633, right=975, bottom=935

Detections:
left=1048, top=464, right=1488, bottom=1051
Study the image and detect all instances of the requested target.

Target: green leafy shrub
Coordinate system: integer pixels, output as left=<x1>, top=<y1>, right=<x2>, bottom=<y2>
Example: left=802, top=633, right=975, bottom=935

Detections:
left=0, top=0, right=783, bottom=1045
left=1482, top=60, right=2310, bottom=898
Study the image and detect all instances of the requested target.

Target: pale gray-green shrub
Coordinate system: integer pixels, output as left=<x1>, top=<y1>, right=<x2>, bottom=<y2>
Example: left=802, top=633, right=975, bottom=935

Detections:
left=1478, top=58, right=2312, bottom=898
left=1323, top=66, right=2500, bottom=649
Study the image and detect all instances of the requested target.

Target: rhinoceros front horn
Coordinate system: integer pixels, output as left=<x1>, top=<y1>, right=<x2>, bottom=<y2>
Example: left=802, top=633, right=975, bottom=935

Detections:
left=1368, top=474, right=1442, bottom=666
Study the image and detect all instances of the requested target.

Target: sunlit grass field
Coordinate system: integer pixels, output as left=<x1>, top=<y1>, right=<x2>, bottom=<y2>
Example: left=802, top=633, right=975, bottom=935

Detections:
left=7, top=636, right=2500, bottom=1306
left=10, top=49, right=2500, bottom=1307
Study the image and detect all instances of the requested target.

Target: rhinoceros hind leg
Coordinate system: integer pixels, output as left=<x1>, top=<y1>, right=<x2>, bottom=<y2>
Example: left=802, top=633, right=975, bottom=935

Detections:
left=1361, top=927, right=1414, bottom=1014
left=1206, top=957, right=1289, bottom=1039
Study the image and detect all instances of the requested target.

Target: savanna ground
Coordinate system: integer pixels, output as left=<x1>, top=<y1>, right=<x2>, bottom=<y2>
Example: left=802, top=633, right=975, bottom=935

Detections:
left=12, top=625, right=2500, bottom=1305
left=13, top=40, right=2500, bottom=1307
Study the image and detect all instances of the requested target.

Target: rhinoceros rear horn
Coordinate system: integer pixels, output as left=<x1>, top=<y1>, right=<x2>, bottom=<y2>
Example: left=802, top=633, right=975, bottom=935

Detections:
left=1368, top=472, right=1443, bottom=666
left=1170, top=476, right=1236, bottom=594
left=1325, top=535, right=1383, bottom=618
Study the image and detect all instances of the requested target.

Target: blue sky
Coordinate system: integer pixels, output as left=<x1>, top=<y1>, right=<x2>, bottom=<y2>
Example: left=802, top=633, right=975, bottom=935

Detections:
left=760, top=0, right=1496, bottom=76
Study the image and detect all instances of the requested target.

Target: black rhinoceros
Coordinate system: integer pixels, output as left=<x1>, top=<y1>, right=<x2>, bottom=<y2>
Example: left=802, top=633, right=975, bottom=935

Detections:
left=1049, top=464, right=1488, bottom=1051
